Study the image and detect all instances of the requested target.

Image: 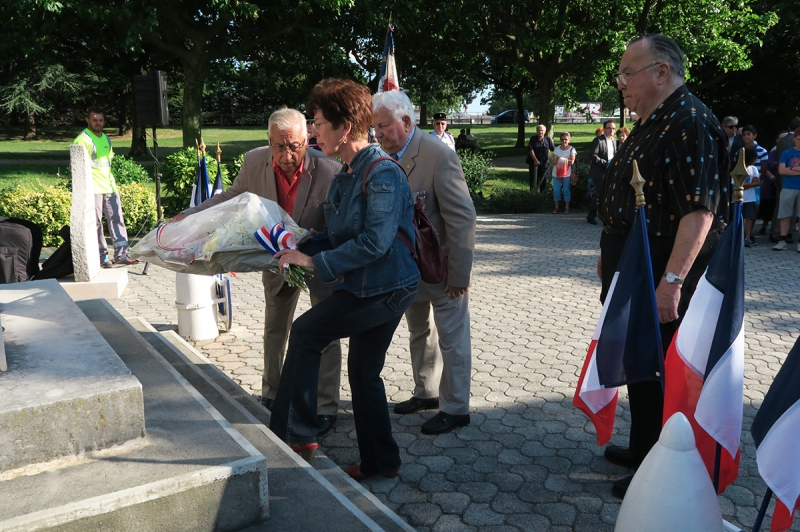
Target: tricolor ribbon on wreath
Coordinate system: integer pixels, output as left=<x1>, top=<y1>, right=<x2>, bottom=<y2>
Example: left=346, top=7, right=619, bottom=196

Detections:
left=254, top=223, right=313, bottom=291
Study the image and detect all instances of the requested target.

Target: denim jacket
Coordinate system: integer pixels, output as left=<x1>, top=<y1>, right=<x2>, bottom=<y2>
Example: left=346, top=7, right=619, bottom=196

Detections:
left=300, top=145, right=420, bottom=297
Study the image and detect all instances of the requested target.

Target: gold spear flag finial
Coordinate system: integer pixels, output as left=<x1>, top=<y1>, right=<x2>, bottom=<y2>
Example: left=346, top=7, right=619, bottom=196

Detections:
left=216, top=142, right=222, bottom=163
left=730, top=147, right=748, bottom=204
left=630, top=159, right=646, bottom=207
left=198, top=137, right=207, bottom=158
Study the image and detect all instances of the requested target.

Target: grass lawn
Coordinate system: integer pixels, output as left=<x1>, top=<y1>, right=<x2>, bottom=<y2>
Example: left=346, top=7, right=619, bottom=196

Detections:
left=0, top=164, right=68, bottom=190
left=0, top=126, right=270, bottom=162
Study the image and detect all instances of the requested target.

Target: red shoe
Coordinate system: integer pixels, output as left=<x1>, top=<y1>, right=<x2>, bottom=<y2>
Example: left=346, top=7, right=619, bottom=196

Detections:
left=288, top=442, right=318, bottom=461
left=344, top=464, right=400, bottom=481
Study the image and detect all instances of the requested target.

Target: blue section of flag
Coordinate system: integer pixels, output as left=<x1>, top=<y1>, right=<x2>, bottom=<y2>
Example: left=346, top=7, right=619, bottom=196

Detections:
left=212, top=160, right=224, bottom=196
left=703, top=202, right=744, bottom=379
left=192, top=154, right=211, bottom=208
left=751, top=335, right=800, bottom=448
left=379, top=23, right=394, bottom=82
left=595, top=207, right=663, bottom=387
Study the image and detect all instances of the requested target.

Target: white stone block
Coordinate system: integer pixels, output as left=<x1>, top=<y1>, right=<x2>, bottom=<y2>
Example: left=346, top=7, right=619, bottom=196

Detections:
left=70, top=144, right=100, bottom=282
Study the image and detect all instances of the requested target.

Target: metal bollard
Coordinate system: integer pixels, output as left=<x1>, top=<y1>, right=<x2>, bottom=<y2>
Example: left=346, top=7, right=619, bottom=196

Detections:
left=175, top=273, right=220, bottom=341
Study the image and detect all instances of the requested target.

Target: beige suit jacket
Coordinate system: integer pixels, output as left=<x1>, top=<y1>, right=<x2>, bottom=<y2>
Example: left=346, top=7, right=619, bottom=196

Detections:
left=182, top=147, right=341, bottom=296
left=399, top=128, right=476, bottom=299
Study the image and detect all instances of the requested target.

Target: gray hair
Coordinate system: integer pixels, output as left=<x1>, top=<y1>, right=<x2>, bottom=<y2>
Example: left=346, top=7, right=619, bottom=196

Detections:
left=372, top=90, right=415, bottom=124
left=268, top=108, right=307, bottom=136
left=632, top=34, right=686, bottom=81
left=722, top=116, right=739, bottom=126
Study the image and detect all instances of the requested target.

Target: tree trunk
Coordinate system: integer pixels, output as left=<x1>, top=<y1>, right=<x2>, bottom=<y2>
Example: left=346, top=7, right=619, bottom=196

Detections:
left=24, top=110, right=37, bottom=139
left=181, top=58, right=206, bottom=148
left=129, top=124, right=148, bottom=157
left=618, top=91, right=626, bottom=129
left=538, top=76, right=557, bottom=138
left=515, top=86, right=526, bottom=148
left=419, top=102, right=428, bottom=128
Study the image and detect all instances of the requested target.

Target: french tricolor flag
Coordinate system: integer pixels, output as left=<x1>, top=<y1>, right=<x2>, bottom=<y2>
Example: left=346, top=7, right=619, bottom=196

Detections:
left=573, top=211, right=663, bottom=446
left=751, top=335, right=800, bottom=532
left=377, top=21, right=399, bottom=93
left=662, top=208, right=744, bottom=494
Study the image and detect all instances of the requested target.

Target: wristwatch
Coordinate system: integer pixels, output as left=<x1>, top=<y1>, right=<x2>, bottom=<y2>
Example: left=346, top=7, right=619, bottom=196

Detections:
left=663, top=272, right=684, bottom=285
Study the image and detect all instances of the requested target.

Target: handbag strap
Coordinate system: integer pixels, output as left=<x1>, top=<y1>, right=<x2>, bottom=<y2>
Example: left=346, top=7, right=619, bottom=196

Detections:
left=360, top=156, right=416, bottom=257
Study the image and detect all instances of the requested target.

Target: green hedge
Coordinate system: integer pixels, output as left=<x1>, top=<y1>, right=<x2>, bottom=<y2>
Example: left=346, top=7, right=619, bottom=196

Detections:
left=161, top=147, right=232, bottom=215
left=111, top=156, right=151, bottom=185
left=0, top=181, right=157, bottom=246
left=458, top=149, right=493, bottom=198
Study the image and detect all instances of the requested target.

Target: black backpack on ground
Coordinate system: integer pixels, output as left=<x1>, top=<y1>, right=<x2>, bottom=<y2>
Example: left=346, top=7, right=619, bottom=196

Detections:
left=33, top=226, right=74, bottom=280
left=0, top=217, right=42, bottom=284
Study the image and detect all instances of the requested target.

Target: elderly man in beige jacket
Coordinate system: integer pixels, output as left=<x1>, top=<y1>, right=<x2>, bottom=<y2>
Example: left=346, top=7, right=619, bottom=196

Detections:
left=172, top=108, right=342, bottom=437
left=372, top=90, right=477, bottom=435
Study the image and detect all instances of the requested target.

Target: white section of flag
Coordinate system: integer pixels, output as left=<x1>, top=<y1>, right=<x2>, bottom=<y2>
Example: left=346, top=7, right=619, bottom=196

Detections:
left=756, top=399, right=800, bottom=511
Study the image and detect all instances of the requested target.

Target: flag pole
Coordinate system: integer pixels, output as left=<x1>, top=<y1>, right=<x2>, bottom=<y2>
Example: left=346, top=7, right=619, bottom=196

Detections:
left=630, top=160, right=665, bottom=390
left=708, top=147, right=748, bottom=494
left=751, top=487, right=773, bottom=532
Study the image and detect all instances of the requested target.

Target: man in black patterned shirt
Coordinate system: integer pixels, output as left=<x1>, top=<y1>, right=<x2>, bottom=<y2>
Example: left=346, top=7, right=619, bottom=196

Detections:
left=595, top=35, right=729, bottom=498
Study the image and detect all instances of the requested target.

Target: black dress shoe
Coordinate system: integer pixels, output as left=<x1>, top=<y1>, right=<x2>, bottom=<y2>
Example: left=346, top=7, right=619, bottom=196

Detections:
left=611, top=475, right=633, bottom=499
left=393, top=396, right=439, bottom=415
left=603, top=445, right=638, bottom=468
left=586, top=216, right=598, bottom=225
left=317, top=414, right=337, bottom=437
left=420, top=412, right=470, bottom=435
left=259, top=396, right=274, bottom=411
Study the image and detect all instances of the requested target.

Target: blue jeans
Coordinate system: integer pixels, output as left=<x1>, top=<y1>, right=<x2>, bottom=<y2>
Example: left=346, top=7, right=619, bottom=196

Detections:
left=269, top=284, right=418, bottom=474
left=553, top=177, right=571, bottom=202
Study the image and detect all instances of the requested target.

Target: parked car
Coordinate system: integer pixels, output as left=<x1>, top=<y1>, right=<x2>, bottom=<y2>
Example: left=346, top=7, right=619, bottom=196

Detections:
left=491, top=110, right=530, bottom=124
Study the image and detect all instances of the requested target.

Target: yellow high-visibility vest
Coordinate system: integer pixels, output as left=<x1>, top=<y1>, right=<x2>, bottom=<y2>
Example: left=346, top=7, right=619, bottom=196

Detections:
left=72, top=129, right=117, bottom=194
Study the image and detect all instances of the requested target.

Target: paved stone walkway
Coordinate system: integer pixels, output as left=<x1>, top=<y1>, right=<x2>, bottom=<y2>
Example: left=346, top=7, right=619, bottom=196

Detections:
left=112, top=213, right=800, bottom=532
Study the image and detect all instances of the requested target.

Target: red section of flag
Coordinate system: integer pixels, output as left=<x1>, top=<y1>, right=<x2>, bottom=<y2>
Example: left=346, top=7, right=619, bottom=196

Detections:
left=770, top=498, right=799, bottom=532
left=573, top=339, right=618, bottom=446
left=663, top=336, right=740, bottom=493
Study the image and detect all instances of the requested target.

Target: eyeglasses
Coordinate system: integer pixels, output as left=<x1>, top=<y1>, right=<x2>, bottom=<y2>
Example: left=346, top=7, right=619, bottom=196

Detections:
left=434, top=121, right=446, bottom=126
left=604, top=126, right=616, bottom=130
left=725, top=125, right=739, bottom=129
left=616, top=62, right=661, bottom=85
left=272, top=138, right=307, bottom=153
left=313, top=119, right=330, bottom=128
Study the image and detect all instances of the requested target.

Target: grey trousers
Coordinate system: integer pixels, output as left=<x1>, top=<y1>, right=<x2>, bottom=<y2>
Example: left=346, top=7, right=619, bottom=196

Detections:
left=95, top=193, right=128, bottom=259
left=405, top=291, right=472, bottom=415
left=261, top=281, right=342, bottom=415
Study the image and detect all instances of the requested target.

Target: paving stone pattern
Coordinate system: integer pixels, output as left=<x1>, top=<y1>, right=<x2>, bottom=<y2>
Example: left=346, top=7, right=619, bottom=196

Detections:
left=111, top=214, right=800, bottom=532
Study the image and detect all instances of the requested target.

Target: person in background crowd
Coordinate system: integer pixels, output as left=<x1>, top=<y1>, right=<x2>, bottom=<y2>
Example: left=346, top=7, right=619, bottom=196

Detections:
left=307, top=117, right=321, bottom=151
left=456, top=129, right=467, bottom=150
left=550, top=131, right=576, bottom=214
left=172, top=108, right=343, bottom=438
left=773, top=128, right=800, bottom=252
left=587, top=120, right=618, bottom=225
left=72, top=108, right=137, bottom=268
left=616, top=126, right=630, bottom=145
left=430, top=112, right=456, bottom=151
left=372, top=89, right=477, bottom=435
left=596, top=34, right=728, bottom=499
left=759, top=131, right=787, bottom=235
left=269, top=79, right=419, bottom=480
left=742, top=147, right=761, bottom=247
left=527, top=124, right=555, bottom=193
left=770, top=118, right=800, bottom=243
left=594, top=127, right=604, bottom=137
left=722, top=116, right=745, bottom=157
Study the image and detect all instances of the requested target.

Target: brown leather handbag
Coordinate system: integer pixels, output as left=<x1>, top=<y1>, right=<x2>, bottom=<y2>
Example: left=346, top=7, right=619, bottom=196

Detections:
left=362, top=157, right=447, bottom=284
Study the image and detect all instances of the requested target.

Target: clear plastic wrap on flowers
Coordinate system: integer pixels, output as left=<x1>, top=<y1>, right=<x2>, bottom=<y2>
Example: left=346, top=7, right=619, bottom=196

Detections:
left=131, top=192, right=308, bottom=276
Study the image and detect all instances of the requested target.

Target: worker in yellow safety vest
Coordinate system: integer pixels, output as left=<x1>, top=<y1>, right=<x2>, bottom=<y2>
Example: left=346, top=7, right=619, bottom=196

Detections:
left=72, top=108, right=137, bottom=267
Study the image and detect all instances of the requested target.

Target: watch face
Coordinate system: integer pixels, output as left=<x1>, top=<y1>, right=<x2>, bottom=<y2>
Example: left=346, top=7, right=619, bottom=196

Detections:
left=666, top=273, right=676, bottom=283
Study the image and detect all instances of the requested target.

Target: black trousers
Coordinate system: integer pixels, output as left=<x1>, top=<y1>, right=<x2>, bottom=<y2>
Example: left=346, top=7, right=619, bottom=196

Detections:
left=599, top=228, right=720, bottom=464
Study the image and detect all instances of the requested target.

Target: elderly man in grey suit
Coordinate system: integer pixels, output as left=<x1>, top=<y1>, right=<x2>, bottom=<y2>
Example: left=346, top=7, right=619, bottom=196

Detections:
left=171, top=108, right=342, bottom=436
left=586, top=120, right=618, bottom=225
left=372, top=90, right=477, bottom=435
